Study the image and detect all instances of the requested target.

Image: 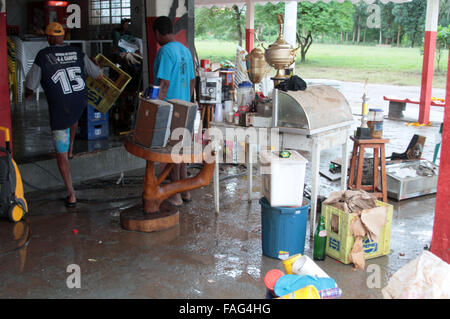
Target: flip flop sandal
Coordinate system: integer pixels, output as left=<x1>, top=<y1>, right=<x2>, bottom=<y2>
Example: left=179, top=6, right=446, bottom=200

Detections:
left=65, top=197, right=77, bottom=208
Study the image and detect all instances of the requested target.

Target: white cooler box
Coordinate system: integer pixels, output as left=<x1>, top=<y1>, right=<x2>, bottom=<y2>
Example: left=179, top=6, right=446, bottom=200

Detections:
left=259, top=150, right=308, bottom=207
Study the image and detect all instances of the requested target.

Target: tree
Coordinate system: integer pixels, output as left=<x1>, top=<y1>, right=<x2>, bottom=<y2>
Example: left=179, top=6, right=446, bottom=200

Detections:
left=352, top=2, right=368, bottom=44
left=194, top=6, right=245, bottom=43
left=439, top=0, right=450, bottom=27
left=254, top=2, right=285, bottom=42
left=392, top=0, right=426, bottom=47
left=435, top=26, right=450, bottom=72
left=296, top=1, right=354, bottom=61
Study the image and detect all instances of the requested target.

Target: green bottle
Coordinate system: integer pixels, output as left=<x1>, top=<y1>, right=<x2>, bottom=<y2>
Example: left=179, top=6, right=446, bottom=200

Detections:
left=313, top=215, right=327, bottom=260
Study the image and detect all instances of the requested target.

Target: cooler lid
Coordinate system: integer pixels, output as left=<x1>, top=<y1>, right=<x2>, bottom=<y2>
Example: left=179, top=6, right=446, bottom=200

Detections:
left=259, top=149, right=308, bottom=165
left=276, top=85, right=354, bottom=135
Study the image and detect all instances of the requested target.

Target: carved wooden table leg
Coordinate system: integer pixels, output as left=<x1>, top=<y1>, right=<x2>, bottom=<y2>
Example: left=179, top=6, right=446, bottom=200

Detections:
left=121, top=137, right=216, bottom=232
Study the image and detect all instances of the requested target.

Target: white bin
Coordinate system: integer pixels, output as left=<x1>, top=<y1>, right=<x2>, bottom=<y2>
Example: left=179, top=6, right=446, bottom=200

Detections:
left=259, top=150, right=308, bottom=207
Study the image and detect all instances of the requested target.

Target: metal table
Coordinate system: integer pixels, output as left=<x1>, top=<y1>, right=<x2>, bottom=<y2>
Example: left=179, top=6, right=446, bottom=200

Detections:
left=210, top=121, right=352, bottom=239
left=210, top=85, right=355, bottom=238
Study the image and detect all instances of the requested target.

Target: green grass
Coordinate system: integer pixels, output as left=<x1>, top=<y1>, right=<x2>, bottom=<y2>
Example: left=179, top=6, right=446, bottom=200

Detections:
left=194, top=39, right=449, bottom=88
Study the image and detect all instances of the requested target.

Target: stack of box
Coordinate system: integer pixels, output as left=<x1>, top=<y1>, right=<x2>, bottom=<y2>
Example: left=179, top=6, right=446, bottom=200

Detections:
left=77, top=105, right=109, bottom=140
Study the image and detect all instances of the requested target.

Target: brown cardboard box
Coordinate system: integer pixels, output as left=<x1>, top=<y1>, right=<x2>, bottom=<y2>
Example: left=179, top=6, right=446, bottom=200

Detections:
left=167, top=99, right=198, bottom=146
left=134, top=97, right=173, bottom=148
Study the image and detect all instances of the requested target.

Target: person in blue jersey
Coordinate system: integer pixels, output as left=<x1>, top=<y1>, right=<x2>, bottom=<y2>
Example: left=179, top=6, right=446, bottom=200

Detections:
left=25, top=22, right=103, bottom=207
left=153, top=16, right=195, bottom=206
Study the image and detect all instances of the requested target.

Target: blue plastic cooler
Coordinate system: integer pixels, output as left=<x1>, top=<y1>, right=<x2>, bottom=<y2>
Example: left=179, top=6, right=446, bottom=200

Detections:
left=260, top=197, right=310, bottom=259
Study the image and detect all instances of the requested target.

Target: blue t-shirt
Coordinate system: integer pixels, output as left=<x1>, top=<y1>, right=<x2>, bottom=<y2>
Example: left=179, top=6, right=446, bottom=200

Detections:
left=34, top=45, right=88, bottom=130
left=153, top=41, right=195, bottom=102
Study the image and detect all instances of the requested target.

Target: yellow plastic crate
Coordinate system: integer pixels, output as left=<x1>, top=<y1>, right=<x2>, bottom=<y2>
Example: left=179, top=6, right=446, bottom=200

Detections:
left=87, top=54, right=131, bottom=114
left=323, top=200, right=393, bottom=264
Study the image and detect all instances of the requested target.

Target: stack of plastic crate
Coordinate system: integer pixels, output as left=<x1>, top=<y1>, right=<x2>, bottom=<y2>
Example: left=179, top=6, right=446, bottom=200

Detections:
left=76, top=105, right=109, bottom=140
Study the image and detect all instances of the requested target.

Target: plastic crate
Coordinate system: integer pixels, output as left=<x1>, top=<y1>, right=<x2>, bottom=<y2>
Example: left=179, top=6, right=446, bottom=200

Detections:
left=80, top=104, right=109, bottom=123
left=77, top=120, right=109, bottom=140
left=86, top=54, right=131, bottom=114
left=323, top=200, right=393, bottom=264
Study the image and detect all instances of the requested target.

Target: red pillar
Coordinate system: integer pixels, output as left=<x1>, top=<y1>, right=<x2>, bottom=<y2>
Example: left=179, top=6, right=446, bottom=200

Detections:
left=430, top=38, right=450, bottom=263
left=418, top=31, right=436, bottom=124
left=245, top=28, right=254, bottom=53
left=0, top=9, right=12, bottom=149
left=419, top=0, right=440, bottom=125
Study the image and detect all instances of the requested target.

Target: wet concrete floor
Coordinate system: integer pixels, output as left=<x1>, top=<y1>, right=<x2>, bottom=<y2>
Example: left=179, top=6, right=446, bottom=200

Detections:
left=0, top=81, right=443, bottom=299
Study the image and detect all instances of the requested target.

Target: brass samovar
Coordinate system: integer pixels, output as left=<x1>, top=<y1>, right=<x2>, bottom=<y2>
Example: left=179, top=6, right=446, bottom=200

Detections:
left=262, top=14, right=300, bottom=81
left=239, top=46, right=270, bottom=85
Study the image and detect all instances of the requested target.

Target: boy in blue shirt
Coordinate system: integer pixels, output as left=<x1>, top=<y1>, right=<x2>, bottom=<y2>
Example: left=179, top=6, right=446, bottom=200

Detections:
left=153, top=16, right=195, bottom=206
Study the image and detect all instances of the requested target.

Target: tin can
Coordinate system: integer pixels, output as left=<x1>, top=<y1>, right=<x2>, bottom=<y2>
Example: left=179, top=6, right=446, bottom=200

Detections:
left=144, top=85, right=160, bottom=100
left=150, top=85, right=160, bottom=99
left=227, top=112, right=234, bottom=123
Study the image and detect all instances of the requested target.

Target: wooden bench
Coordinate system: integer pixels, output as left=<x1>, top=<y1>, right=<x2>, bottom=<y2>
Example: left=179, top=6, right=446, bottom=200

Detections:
left=384, top=96, right=445, bottom=120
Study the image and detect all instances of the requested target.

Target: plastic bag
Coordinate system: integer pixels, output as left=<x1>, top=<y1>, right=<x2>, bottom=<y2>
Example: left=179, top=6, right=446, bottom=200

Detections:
left=382, top=251, right=450, bottom=299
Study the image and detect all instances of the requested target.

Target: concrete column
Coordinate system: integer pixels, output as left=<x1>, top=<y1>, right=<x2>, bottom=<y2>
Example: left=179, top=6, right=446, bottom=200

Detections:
left=284, top=1, right=297, bottom=69
left=245, top=0, right=254, bottom=53
left=0, top=5, right=12, bottom=150
left=419, top=0, right=439, bottom=124
left=431, top=35, right=450, bottom=264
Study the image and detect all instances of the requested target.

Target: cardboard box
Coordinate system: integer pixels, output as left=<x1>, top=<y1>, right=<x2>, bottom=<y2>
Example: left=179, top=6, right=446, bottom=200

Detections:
left=134, top=97, right=172, bottom=148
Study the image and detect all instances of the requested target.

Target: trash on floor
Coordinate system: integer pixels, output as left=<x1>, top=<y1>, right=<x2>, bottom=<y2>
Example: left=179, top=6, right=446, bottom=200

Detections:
left=382, top=251, right=450, bottom=299
left=263, top=255, right=342, bottom=299
left=322, top=190, right=393, bottom=270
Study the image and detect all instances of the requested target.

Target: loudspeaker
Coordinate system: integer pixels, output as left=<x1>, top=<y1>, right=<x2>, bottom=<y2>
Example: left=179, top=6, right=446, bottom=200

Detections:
left=134, top=97, right=173, bottom=148
left=167, top=99, right=198, bottom=146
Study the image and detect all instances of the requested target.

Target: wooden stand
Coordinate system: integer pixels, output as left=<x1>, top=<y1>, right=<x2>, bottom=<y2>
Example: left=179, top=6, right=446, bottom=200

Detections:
left=121, top=135, right=216, bottom=232
left=348, top=136, right=389, bottom=202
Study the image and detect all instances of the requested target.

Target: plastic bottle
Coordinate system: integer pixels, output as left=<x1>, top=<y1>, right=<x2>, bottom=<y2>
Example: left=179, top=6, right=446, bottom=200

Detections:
left=313, top=215, right=327, bottom=260
left=214, top=103, right=223, bottom=122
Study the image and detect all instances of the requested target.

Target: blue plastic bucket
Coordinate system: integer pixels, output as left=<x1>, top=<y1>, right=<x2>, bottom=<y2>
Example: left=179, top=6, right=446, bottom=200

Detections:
left=260, top=197, right=310, bottom=259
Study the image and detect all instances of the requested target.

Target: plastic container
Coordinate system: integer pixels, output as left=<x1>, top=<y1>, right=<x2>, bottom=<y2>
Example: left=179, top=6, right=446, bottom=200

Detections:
left=260, top=197, right=310, bottom=259
left=264, top=269, right=285, bottom=296
left=214, top=103, right=223, bottom=122
left=277, top=285, right=320, bottom=299
left=224, top=100, right=233, bottom=115
left=237, top=81, right=254, bottom=111
left=77, top=119, right=109, bottom=140
left=291, top=255, right=330, bottom=278
left=323, top=200, right=393, bottom=264
left=281, top=254, right=302, bottom=274
left=234, top=112, right=240, bottom=125
left=367, top=108, right=384, bottom=138
left=274, top=274, right=336, bottom=297
left=80, top=104, right=109, bottom=123
left=86, top=54, right=132, bottom=114
left=259, top=150, right=308, bottom=207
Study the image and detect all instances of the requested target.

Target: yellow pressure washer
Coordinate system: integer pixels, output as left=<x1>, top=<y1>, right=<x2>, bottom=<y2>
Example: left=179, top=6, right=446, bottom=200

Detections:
left=0, top=127, right=28, bottom=222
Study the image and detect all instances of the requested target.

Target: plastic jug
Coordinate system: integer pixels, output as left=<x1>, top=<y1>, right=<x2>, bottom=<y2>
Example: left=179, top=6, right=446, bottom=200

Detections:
left=237, top=81, right=254, bottom=111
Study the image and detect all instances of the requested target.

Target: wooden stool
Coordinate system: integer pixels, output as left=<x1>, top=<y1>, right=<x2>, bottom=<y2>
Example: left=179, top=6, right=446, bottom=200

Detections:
left=348, top=136, right=389, bottom=202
